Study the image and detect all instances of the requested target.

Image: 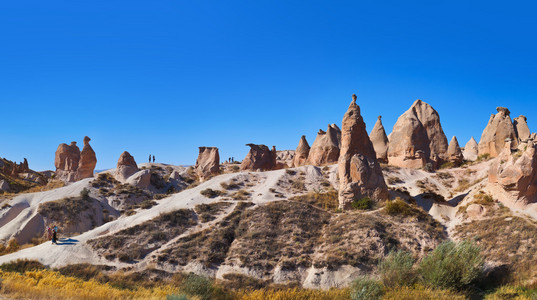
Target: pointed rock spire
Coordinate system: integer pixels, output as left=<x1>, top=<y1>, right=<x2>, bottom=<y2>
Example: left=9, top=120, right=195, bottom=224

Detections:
left=463, top=137, right=479, bottom=161
left=370, top=116, right=389, bottom=163
left=446, top=136, right=463, bottom=165
left=478, top=107, right=518, bottom=158
left=293, top=135, right=310, bottom=167
left=338, top=94, right=388, bottom=209
left=307, top=124, right=341, bottom=165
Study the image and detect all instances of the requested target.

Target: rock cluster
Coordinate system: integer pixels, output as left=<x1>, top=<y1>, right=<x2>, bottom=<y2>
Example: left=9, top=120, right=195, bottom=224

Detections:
left=369, top=116, right=389, bottom=163
left=307, top=124, right=341, bottom=165
left=293, top=136, right=310, bottom=167
left=338, top=94, right=389, bottom=209
left=54, top=136, right=97, bottom=182
left=275, top=150, right=295, bottom=169
left=0, top=158, right=29, bottom=177
left=195, top=147, right=220, bottom=181
left=478, top=107, right=519, bottom=158
left=387, top=100, right=448, bottom=169
left=240, top=144, right=276, bottom=171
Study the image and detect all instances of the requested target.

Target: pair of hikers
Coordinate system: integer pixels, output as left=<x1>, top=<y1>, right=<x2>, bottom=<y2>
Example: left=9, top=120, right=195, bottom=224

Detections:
left=47, top=225, right=58, bottom=244
left=148, top=154, right=155, bottom=163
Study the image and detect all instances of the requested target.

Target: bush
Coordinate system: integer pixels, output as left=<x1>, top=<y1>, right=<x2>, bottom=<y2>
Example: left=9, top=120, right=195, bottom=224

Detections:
left=378, top=250, right=417, bottom=288
left=0, top=259, right=47, bottom=273
left=351, top=197, right=373, bottom=210
left=200, top=189, right=222, bottom=198
left=178, top=273, right=216, bottom=300
left=80, top=188, right=90, bottom=200
left=418, top=240, right=484, bottom=291
left=384, top=199, right=414, bottom=216
left=166, top=294, right=189, bottom=300
left=350, top=276, right=383, bottom=300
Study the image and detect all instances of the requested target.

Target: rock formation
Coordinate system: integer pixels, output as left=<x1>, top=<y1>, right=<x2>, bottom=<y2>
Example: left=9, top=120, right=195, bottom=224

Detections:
left=293, top=136, right=310, bottom=167
left=77, top=136, right=97, bottom=180
left=514, top=115, right=531, bottom=141
left=478, top=107, right=518, bottom=158
left=489, top=140, right=537, bottom=204
left=54, top=142, right=81, bottom=182
left=240, top=144, right=276, bottom=171
left=463, top=137, right=479, bottom=161
left=275, top=150, right=295, bottom=169
left=387, top=99, right=448, bottom=169
left=369, top=116, right=389, bottom=163
left=194, top=147, right=220, bottom=181
left=338, top=94, right=389, bottom=209
left=115, top=151, right=139, bottom=182
left=307, top=124, right=341, bottom=165
left=446, top=136, right=463, bottom=165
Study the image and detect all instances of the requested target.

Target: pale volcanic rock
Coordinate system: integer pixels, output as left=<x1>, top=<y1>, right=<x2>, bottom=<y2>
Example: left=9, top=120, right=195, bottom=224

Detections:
left=276, top=150, right=295, bottom=169
left=126, top=169, right=151, bottom=189
left=463, top=137, right=479, bottom=161
left=369, top=116, right=389, bottom=163
left=240, top=144, right=276, bottom=171
left=54, top=142, right=81, bottom=182
left=466, top=204, right=486, bottom=219
left=489, top=141, right=537, bottom=204
left=77, top=136, right=97, bottom=180
left=195, top=147, right=220, bottom=181
left=293, top=136, right=310, bottom=167
left=514, top=115, right=531, bottom=141
left=387, top=99, right=448, bottom=169
left=115, top=151, right=139, bottom=182
left=307, top=124, right=341, bottom=165
left=338, top=94, right=389, bottom=209
left=478, top=107, right=518, bottom=158
left=446, top=136, right=463, bottom=165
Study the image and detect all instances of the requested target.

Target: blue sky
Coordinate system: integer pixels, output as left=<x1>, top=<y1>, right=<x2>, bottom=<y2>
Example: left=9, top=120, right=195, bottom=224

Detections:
left=1, top=1, right=536, bottom=171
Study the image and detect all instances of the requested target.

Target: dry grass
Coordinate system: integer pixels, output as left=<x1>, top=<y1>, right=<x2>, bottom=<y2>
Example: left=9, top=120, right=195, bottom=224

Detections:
left=231, top=189, right=251, bottom=200
left=289, top=189, right=339, bottom=211
left=195, top=202, right=234, bottom=223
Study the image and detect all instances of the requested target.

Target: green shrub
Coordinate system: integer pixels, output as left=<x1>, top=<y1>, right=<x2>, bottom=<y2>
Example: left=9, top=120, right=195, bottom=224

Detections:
left=166, top=294, right=189, bottom=300
left=80, top=188, right=90, bottom=200
left=378, top=250, right=417, bottom=288
left=178, top=273, right=215, bottom=300
left=351, top=197, right=373, bottom=210
left=350, top=276, right=384, bottom=300
left=418, top=240, right=484, bottom=291
left=384, top=199, right=414, bottom=216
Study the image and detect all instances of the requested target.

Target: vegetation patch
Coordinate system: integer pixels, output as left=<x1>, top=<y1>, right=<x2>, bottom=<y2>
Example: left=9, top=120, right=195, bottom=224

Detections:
left=194, top=202, right=234, bottom=223
left=200, top=188, right=223, bottom=198
left=289, top=189, right=338, bottom=211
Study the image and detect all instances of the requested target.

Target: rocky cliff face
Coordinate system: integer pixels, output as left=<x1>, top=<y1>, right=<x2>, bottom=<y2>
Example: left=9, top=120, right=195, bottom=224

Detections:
left=195, top=147, right=220, bottom=181
left=388, top=100, right=448, bottom=169
left=240, top=144, right=276, bottom=171
left=307, top=124, right=341, bottom=166
left=478, top=107, right=518, bottom=158
left=338, top=94, right=389, bottom=209
left=370, top=116, right=389, bottom=163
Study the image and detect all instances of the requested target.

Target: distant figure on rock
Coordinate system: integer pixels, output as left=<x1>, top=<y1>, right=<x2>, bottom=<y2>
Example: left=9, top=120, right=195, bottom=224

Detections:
left=46, top=226, right=52, bottom=240
left=153, top=155, right=155, bottom=163
left=149, top=154, right=151, bottom=163
left=51, top=226, right=57, bottom=244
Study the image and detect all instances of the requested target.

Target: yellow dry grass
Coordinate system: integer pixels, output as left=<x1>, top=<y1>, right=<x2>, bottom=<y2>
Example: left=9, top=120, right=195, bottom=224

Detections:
left=237, top=287, right=350, bottom=300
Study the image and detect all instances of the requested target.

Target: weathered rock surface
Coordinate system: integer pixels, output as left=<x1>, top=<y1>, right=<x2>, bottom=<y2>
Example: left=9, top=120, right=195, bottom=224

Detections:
left=446, top=136, right=463, bottom=165
left=195, top=147, right=220, bottom=181
left=489, top=141, right=537, bottom=203
left=0, top=180, right=10, bottom=192
left=466, top=204, right=486, bottom=219
left=307, top=124, right=341, bottom=165
left=387, top=99, right=448, bottom=169
left=126, top=169, right=151, bottom=189
left=115, top=151, right=139, bottom=182
left=293, top=136, right=310, bottom=167
left=240, top=144, right=276, bottom=171
left=478, top=107, right=518, bottom=158
left=275, top=150, right=295, bottom=169
left=369, top=116, right=389, bottom=163
left=463, top=137, right=479, bottom=161
left=77, top=136, right=97, bottom=180
left=54, top=142, right=81, bottom=182
left=338, top=94, right=389, bottom=209
left=514, top=115, right=531, bottom=141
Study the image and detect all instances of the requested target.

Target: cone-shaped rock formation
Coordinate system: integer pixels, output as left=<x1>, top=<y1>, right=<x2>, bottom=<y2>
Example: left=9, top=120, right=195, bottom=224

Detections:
left=463, top=137, right=479, bottom=161
left=446, top=136, right=463, bottom=165
left=478, top=107, right=518, bottom=158
left=116, top=151, right=139, bottom=182
left=293, top=136, right=310, bottom=167
left=369, top=116, right=389, bottom=163
left=307, top=124, right=341, bottom=165
left=77, top=136, right=97, bottom=180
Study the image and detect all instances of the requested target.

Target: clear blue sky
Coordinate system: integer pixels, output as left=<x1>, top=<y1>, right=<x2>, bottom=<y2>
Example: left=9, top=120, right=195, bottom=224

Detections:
left=1, top=1, right=536, bottom=171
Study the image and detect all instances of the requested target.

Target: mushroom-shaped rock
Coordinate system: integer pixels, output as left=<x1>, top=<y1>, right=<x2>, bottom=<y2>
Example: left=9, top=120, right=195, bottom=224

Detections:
left=240, top=144, right=275, bottom=171
left=338, top=94, right=389, bottom=209
left=446, top=136, right=463, bottom=165
left=194, top=147, right=220, bottom=181
left=77, top=136, right=97, bottom=180
left=115, top=151, right=139, bottom=182
left=463, top=137, right=479, bottom=161
left=54, top=141, right=81, bottom=182
left=489, top=141, right=537, bottom=204
left=307, top=124, right=341, bottom=165
left=369, top=116, right=389, bottom=163
left=514, top=115, right=531, bottom=141
left=387, top=100, right=448, bottom=169
left=478, top=107, right=518, bottom=158
left=293, top=136, right=310, bottom=167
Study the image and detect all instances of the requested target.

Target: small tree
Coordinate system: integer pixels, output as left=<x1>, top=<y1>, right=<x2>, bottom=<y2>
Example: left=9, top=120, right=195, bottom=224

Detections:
left=350, top=276, right=384, bottom=300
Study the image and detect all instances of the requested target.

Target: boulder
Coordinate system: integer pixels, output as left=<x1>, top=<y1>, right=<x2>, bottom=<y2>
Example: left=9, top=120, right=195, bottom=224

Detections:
left=338, top=94, right=389, bottom=209
left=478, top=107, right=518, bottom=158
left=446, top=136, right=464, bottom=165
left=77, top=136, right=97, bottom=180
left=307, top=124, right=341, bottom=165
left=514, top=115, right=531, bottom=141
left=126, top=169, right=151, bottom=189
left=54, top=141, right=81, bottom=182
left=195, top=147, right=220, bottom=181
left=240, top=144, right=276, bottom=171
left=369, top=116, right=389, bottom=163
left=0, top=180, right=10, bottom=192
left=115, top=151, right=139, bottom=182
left=463, top=137, right=479, bottom=161
left=489, top=141, right=537, bottom=204
left=293, top=136, right=310, bottom=167
left=387, top=99, right=448, bottom=169
left=466, top=204, right=486, bottom=219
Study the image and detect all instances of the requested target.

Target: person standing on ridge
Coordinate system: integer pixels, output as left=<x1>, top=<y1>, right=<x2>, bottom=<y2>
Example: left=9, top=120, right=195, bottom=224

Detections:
left=149, top=154, right=151, bottom=163
left=152, top=155, right=155, bottom=163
